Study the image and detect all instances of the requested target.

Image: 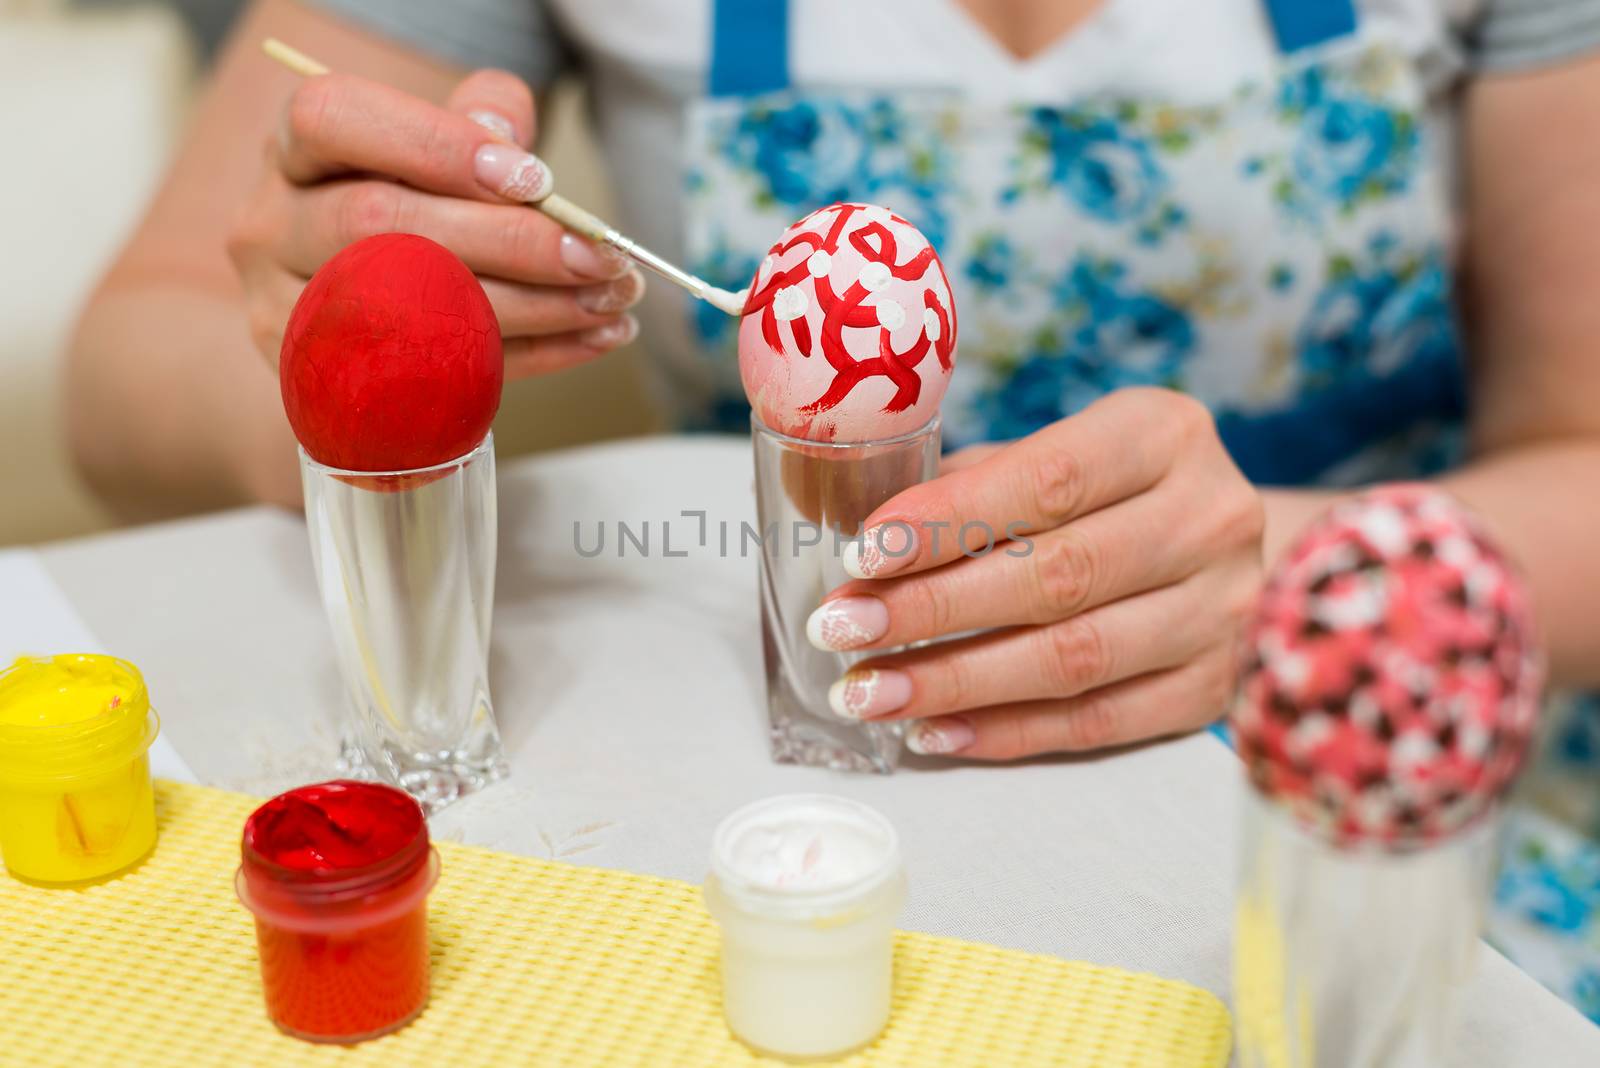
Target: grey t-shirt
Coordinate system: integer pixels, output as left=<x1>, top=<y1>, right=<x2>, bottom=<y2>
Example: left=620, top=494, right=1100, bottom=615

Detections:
left=1463, top=0, right=1600, bottom=67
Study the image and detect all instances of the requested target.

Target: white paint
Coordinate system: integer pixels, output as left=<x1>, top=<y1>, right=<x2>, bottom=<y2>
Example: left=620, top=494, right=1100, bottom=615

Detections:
left=772, top=286, right=809, bottom=322
left=1437, top=535, right=1477, bottom=568
left=1287, top=713, right=1333, bottom=761
left=705, top=795, right=905, bottom=1059
left=858, top=261, right=891, bottom=292
left=1355, top=504, right=1411, bottom=557
left=1310, top=573, right=1388, bottom=630
left=875, top=300, right=906, bottom=331
left=1465, top=563, right=1500, bottom=607
left=1391, top=730, right=1441, bottom=772
left=1264, top=635, right=1309, bottom=695
left=806, top=250, right=832, bottom=278
left=923, top=305, right=942, bottom=341
left=720, top=798, right=885, bottom=892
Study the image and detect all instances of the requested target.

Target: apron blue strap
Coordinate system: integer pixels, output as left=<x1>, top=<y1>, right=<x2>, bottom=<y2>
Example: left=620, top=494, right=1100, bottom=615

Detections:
left=710, top=0, right=792, bottom=96
left=1263, top=0, right=1358, bottom=53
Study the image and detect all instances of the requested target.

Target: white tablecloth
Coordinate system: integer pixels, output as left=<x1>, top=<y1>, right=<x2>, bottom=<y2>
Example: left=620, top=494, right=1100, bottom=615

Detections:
left=21, top=437, right=1599, bottom=1066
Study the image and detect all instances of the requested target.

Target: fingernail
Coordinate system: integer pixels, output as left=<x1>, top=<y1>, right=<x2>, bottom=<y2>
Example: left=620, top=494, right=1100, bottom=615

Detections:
left=843, top=523, right=917, bottom=579
left=907, top=717, right=975, bottom=756
left=828, top=668, right=912, bottom=720
left=805, top=596, right=889, bottom=651
left=560, top=232, right=629, bottom=280
left=577, top=314, right=639, bottom=350
left=467, top=109, right=517, bottom=143
left=474, top=143, right=552, bottom=202
left=576, top=268, right=645, bottom=314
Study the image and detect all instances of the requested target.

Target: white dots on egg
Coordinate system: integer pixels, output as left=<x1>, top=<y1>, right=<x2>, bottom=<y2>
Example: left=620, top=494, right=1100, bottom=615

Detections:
left=875, top=300, right=906, bottom=330
left=773, top=286, right=810, bottom=322
left=922, top=306, right=942, bottom=341
left=858, top=262, right=891, bottom=292
left=806, top=251, right=832, bottom=278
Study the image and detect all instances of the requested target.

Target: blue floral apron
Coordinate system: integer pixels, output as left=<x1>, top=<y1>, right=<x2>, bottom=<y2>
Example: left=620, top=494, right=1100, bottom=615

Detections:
left=683, top=0, right=1466, bottom=488
left=680, top=0, right=1596, bottom=1022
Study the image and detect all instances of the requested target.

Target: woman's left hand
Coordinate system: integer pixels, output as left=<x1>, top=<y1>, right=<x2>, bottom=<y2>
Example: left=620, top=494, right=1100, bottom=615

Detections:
left=807, top=387, right=1264, bottom=760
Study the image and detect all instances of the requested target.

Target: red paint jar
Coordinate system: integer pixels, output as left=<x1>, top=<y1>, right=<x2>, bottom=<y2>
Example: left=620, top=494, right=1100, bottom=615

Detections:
left=236, top=780, right=439, bottom=1043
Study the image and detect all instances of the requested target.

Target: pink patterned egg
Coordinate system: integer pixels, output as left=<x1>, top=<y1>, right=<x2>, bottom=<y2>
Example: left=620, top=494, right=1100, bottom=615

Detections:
left=739, top=203, right=957, bottom=442
left=1231, top=486, right=1543, bottom=849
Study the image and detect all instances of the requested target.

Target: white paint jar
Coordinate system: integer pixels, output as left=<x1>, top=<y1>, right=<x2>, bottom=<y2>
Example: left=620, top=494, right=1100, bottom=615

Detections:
left=704, top=794, right=907, bottom=1060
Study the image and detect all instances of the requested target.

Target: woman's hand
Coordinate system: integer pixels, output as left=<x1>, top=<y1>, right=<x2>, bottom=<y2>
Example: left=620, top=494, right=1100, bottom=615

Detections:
left=807, top=388, right=1264, bottom=760
left=227, top=69, right=643, bottom=378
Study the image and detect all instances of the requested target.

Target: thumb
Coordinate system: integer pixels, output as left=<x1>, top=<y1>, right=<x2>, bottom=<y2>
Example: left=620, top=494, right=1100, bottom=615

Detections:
left=448, top=69, right=536, bottom=149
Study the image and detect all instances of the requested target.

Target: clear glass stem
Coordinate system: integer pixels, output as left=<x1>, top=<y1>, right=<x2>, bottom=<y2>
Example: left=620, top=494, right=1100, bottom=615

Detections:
left=750, top=417, right=940, bottom=774
left=1234, top=792, right=1495, bottom=1068
left=301, top=435, right=507, bottom=812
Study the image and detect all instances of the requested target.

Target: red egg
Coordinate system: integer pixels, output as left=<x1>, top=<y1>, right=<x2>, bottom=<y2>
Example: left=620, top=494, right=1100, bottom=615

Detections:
left=281, top=234, right=503, bottom=472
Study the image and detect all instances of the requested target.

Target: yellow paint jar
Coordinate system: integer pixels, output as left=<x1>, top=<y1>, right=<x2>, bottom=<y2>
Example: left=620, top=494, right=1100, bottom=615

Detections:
left=0, top=654, right=159, bottom=885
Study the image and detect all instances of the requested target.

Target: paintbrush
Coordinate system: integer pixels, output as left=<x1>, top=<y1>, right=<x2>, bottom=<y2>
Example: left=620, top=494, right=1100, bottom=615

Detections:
left=262, top=38, right=747, bottom=317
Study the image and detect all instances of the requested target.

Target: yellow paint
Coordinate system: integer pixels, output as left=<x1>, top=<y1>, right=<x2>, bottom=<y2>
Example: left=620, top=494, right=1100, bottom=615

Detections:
left=0, top=655, right=158, bottom=884
left=0, top=653, right=133, bottom=725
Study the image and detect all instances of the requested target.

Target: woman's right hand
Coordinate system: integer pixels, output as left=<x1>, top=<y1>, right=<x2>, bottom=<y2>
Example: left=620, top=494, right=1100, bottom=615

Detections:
left=227, top=69, right=644, bottom=378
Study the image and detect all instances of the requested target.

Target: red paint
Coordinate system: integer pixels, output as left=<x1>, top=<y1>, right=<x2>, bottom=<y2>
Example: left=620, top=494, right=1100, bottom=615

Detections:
left=238, top=781, right=438, bottom=1042
left=281, top=234, right=503, bottom=474
left=790, top=315, right=812, bottom=358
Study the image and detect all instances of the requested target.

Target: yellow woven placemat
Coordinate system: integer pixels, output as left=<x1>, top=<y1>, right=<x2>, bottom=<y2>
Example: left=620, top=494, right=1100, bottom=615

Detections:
left=0, top=781, right=1230, bottom=1066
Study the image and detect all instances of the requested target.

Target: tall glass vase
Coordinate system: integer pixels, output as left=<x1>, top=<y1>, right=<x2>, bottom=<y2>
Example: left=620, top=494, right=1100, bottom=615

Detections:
left=300, top=434, right=507, bottom=811
left=750, top=416, right=940, bottom=774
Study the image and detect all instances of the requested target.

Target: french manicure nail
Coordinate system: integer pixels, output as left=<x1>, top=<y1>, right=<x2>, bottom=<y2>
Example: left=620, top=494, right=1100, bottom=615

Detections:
left=907, top=717, right=975, bottom=756
left=474, top=144, right=552, bottom=202
left=843, top=522, right=917, bottom=579
left=577, top=314, right=639, bottom=350
left=828, top=668, right=912, bottom=720
left=560, top=232, right=629, bottom=280
left=467, top=109, right=517, bottom=143
left=576, top=269, right=645, bottom=314
left=805, top=596, right=889, bottom=652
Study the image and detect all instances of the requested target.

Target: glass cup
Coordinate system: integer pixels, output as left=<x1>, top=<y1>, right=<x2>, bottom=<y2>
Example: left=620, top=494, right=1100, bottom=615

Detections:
left=704, top=794, right=907, bottom=1059
left=1233, top=792, right=1494, bottom=1068
left=750, top=416, right=940, bottom=774
left=300, top=434, right=507, bottom=811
